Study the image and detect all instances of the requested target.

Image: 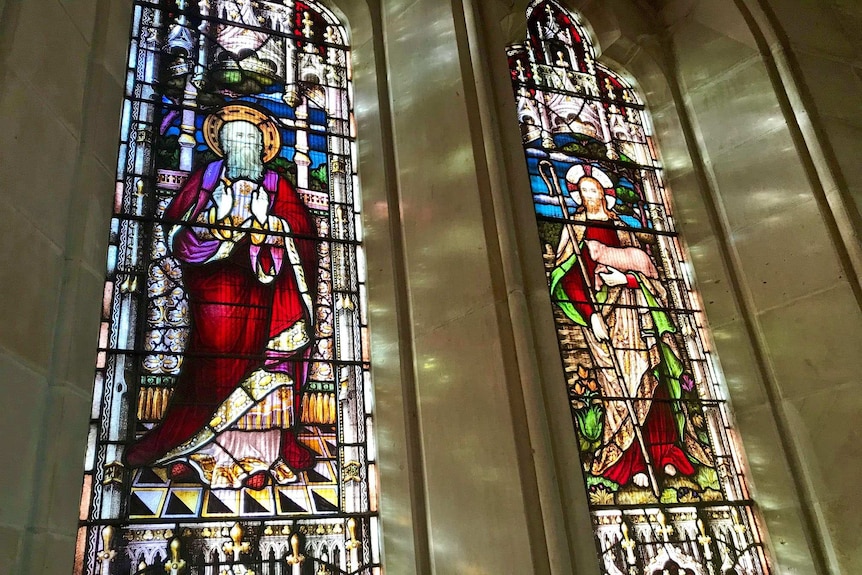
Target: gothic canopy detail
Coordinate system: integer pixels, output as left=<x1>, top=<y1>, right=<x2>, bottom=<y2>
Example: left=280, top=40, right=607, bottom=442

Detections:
left=508, top=2, right=771, bottom=573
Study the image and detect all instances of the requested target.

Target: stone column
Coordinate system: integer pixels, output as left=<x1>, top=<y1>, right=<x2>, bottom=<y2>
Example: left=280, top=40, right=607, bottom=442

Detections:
left=376, top=0, right=551, bottom=572
left=0, top=0, right=131, bottom=572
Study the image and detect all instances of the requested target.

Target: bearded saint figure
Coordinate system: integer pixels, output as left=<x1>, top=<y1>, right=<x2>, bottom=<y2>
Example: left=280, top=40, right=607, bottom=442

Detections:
left=125, top=103, right=318, bottom=490
left=549, top=164, right=712, bottom=489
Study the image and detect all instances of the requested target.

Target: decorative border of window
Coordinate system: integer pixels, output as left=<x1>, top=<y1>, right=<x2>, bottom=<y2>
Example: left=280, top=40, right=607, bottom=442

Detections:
left=75, top=2, right=381, bottom=574
left=507, top=2, right=771, bottom=573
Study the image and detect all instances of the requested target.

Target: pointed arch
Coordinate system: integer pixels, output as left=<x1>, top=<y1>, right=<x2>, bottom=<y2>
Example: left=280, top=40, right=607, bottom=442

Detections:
left=508, top=1, right=771, bottom=573
left=75, top=1, right=381, bottom=572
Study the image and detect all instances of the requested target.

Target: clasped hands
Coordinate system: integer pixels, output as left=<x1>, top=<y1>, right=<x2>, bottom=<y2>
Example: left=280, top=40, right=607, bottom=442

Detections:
left=213, top=180, right=270, bottom=225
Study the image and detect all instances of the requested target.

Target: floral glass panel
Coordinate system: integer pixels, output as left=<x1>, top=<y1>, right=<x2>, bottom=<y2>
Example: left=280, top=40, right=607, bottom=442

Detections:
left=76, top=2, right=380, bottom=574
left=508, top=2, right=771, bottom=573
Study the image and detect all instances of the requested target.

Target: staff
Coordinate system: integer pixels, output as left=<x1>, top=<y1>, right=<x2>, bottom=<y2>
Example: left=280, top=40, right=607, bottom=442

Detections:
left=538, top=159, right=660, bottom=497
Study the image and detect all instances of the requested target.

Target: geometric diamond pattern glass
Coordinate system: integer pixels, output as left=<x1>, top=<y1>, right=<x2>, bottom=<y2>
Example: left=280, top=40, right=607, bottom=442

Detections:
left=76, top=2, right=380, bottom=574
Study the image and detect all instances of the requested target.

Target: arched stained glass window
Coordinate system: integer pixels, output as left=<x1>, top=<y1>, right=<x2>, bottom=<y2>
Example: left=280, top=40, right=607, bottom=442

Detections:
left=76, top=2, right=380, bottom=574
left=508, top=2, right=770, bottom=573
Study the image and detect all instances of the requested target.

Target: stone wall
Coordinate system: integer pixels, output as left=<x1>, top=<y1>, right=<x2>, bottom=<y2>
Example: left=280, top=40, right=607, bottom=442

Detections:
left=0, top=0, right=859, bottom=573
left=0, top=0, right=130, bottom=572
left=653, top=1, right=862, bottom=572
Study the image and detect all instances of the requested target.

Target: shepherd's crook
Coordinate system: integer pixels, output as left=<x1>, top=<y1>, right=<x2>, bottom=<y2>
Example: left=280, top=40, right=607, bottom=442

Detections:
left=538, top=159, right=660, bottom=497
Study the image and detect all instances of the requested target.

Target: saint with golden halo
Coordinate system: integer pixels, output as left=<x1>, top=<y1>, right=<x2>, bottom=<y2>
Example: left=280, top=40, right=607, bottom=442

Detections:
left=126, top=102, right=319, bottom=490
left=544, top=162, right=713, bottom=493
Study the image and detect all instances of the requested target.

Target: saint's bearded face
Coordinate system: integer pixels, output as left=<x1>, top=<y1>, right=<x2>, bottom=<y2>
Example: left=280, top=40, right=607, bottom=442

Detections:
left=578, top=177, right=606, bottom=215
left=220, top=120, right=265, bottom=181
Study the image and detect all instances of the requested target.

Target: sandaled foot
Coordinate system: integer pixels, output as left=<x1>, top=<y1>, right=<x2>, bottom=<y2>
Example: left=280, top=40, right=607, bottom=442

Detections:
left=242, top=471, right=269, bottom=490
left=168, top=462, right=201, bottom=483
left=633, top=473, right=650, bottom=488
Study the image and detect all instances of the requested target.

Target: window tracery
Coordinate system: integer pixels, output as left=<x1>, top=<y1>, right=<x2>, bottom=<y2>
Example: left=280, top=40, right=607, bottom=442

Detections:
left=508, top=2, right=771, bottom=573
left=77, top=2, right=380, bottom=574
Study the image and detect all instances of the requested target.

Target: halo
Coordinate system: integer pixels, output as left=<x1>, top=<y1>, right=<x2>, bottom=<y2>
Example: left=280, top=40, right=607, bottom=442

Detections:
left=565, top=164, right=616, bottom=209
left=203, top=103, right=282, bottom=163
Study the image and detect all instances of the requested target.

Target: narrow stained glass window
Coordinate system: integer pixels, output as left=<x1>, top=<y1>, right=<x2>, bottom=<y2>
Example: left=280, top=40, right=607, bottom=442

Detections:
left=77, top=2, right=380, bottom=574
left=508, top=2, right=771, bottom=573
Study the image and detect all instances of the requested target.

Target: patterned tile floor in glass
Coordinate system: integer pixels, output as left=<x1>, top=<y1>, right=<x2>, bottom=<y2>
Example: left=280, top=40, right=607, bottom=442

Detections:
left=128, top=427, right=339, bottom=520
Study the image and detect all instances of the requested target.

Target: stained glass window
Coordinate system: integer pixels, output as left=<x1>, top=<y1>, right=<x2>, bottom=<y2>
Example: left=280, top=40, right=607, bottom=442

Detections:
left=76, top=2, right=380, bottom=574
left=508, top=2, right=771, bottom=573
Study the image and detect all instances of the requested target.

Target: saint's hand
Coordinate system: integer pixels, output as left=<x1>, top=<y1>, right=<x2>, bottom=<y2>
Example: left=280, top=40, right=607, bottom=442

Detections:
left=590, top=313, right=610, bottom=342
left=599, top=266, right=629, bottom=288
left=213, top=183, right=233, bottom=220
left=250, top=189, right=270, bottom=224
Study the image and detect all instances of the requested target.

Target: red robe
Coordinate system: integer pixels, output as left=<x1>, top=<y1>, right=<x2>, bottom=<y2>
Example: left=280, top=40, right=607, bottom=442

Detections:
left=557, top=224, right=694, bottom=485
left=125, top=161, right=317, bottom=469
